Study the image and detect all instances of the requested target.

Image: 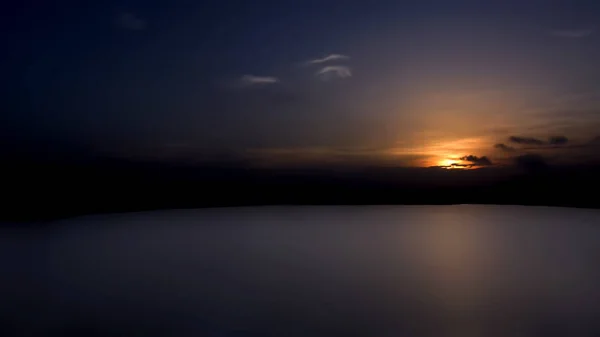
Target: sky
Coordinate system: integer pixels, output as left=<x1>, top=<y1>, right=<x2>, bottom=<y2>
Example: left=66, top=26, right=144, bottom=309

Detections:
left=2, top=0, right=600, bottom=169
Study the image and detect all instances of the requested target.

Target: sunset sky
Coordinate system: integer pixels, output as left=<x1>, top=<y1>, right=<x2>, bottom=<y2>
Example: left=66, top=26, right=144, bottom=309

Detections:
left=3, top=0, right=600, bottom=169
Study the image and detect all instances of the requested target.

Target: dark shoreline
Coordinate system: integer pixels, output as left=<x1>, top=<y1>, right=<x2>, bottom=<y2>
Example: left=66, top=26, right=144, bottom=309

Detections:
left=3, top=160, right=600, bottom=223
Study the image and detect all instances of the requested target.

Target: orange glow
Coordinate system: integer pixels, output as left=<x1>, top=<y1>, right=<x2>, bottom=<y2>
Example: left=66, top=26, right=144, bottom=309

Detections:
left=246, top=137, right=493, bottom=168
left=390, top=137, right=490, bottom=167
left=438, top=158, right=463, bottom=168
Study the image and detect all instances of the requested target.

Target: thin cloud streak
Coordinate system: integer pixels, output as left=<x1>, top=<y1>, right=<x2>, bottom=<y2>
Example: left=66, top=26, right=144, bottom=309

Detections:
left=509, top=136, right=545, bottom=145
left=307, top=54, right=350, bottom=65
left=240, top=75, right=280, bottom=85
left=316, top=66, right=352, bottom=80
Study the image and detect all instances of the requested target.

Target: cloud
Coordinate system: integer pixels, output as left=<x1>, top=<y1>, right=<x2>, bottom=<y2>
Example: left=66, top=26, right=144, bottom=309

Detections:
left=551, top=29, right=594, bottom=38
left=508, top=135, right=570, bottom=148
left=494, top=143, right=516, bottom=152
left=548, top=136, right=569, bottom=145
left=239, top=75, right=280, bottom=86
left=307, top=54, right=350, bottom=65
left=509, top=136, right=545, bottom=145
left=316, top=66, right=352, bottom=80
left=116, top=12, right=146, bottom=31
left=460, top=155, right=493, bottom=166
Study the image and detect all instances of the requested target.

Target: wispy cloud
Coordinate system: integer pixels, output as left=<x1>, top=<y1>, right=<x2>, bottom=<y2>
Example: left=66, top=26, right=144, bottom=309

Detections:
left=307, top=54, right=350, bottom=65
left=239, top=75, right=280, bottom=85
left=316, top=66, right=352, bottom=80
left=509, top=136, right=545, bottom=145
left=494, top=143, right=516, bottom=152
left=551, top=28, right=594, bottom=38
left=116, top=12, right=146, bottom=31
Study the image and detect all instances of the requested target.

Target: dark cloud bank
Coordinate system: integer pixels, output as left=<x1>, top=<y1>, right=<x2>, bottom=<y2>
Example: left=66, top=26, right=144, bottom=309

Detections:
left=495, top=135, right=572, bottom=153
left=509, top=135, right=569, bottom=146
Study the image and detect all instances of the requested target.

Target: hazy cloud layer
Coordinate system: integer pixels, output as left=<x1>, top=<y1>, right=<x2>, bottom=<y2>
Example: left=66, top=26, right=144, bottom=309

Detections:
left=240, top=75, right=280, bottom=85
left=316, top=66, right=352, bottom=80
left=307, top=54, right=350, bottom=65
left=116, top=12, right=146, bottom=30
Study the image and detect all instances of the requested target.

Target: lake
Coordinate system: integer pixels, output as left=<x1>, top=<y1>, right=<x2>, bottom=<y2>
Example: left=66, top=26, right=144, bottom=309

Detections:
left=2, top=205, right=600, bottom=336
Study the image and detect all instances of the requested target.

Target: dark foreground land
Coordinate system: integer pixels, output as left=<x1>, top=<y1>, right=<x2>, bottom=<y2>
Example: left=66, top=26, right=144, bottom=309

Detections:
left=3, top=157, right=600, bottom=222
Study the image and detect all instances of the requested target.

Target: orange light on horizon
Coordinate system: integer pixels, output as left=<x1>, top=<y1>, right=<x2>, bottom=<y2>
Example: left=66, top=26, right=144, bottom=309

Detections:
left=437, top=158, right=462, bottom=168
left=390, top=136, right=490, bottom=168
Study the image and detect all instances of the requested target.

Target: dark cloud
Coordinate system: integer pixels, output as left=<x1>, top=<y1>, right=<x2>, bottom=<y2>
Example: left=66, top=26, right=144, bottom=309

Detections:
left=494, top=143, right=516, bottom=152
left=509, top=136, right=545, bottom=145
left=507, top=135, right=570, bottom=149
left=460, top=155, right=493, bottom=166
left=515, top=154, right=548, bottom=171
left=548, top=136, right=569, bottom=145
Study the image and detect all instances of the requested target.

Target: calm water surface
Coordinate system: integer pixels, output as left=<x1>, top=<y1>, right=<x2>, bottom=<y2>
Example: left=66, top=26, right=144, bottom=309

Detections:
left=2, top=205, right=600, bottom=336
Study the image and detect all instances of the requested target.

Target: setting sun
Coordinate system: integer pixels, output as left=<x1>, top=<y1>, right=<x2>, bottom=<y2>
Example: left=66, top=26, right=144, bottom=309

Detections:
left=437, top=157, right=472, bottom=169
left=390, top=137, right=492, bottom=168
left=438, top=158, right=460, bottom=167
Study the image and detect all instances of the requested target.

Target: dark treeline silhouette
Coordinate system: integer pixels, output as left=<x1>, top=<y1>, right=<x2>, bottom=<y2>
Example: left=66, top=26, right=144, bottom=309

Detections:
left=3, top=155, right=600, bottom=222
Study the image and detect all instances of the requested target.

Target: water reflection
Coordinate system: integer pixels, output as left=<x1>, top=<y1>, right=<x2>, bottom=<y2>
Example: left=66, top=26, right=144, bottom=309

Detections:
left=1, top=205, right=599, bottom=337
